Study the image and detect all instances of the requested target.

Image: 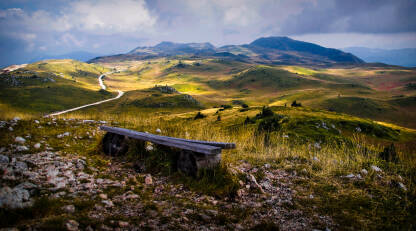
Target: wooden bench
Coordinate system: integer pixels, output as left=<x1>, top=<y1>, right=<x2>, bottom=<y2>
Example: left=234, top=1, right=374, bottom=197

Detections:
left=100, top=126, right=236, bottom=176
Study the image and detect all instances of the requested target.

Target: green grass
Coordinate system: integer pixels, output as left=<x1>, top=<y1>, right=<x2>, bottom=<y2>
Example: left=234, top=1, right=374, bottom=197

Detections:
left=0, top=77, right=115, bottom=115
left=217, top=66, right=319, bottom=90
left=1, top=58, right=416, bottom=229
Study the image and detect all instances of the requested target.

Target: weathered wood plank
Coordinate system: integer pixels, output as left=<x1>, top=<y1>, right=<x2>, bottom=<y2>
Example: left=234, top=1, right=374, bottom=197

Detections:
left=101, top=126, right=236, bottom=149
left=100, top=126, right=221, bottom=155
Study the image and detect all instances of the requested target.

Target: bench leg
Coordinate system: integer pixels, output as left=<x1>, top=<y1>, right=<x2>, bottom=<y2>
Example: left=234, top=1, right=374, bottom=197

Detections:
left=102, top=132, right=129, bottom=156
left=177, top=150, right=221, bottom=176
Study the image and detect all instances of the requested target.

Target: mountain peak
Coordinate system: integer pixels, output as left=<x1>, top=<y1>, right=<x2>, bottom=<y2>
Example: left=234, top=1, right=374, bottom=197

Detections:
left=96, top=36, right=363, bottom=65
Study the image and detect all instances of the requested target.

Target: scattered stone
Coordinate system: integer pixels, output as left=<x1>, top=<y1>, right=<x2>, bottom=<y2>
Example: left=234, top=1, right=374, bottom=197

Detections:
left=65, top=220, right=79, bottom=231
left=16, top=146, right=29, bottom=152
left=15, top=182, right=37, bottom=190
left=0, top=186, right=31, bottom=209
left=34, top=120, right=40, bottom=124
left=15, top=161, right=28, bottom=170
left=146, top=144, right=154, bottom=151
left=248, top=174, right=265, bottom=193
left=361, top=169, right=368, bottom=175
left=99, top=193, right=108, bottom=200
left=8, top=127, right=13, bottom=131
left=371, top=165, right=382, bottom=172
left=264, top=163, right=271, bottom=169
left=57, top=132, right=70, bottom=138
left=0, top=154, right=9, bottom=163
left=312, top=156, right=319, bottom=161
left=145, top=174, right=153, bottom=185
left=102, top=200, right=114, bottom=207
left=62, top=204, right=76, bottom=213
left=398, top=182, right=407, bottom=191
left=118, top=221, right=129, bottom=227
left=34, top=143, right=41, bottom=149
left=345, top=174, right=355, bottom=179
left=15, top=137, right=26, bottom=144
left=156, top=128, right=162, bottom=133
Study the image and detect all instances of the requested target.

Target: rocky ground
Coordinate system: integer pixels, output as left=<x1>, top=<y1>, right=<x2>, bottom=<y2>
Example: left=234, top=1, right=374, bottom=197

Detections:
left=0, top=118, right=335, bottom=230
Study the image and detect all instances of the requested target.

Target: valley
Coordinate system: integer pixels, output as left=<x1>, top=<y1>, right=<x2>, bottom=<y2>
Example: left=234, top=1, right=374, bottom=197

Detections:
left=1, top=37, right=415, bottom=230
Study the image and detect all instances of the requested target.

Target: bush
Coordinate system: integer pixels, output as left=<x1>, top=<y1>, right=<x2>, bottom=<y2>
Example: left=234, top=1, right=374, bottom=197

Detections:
left=257, top=116, right=284, bottom=132
left=244, top=116, right=255, bottom=124
left=194, top=111, right=206, bottom=120
left=221, top=104, right=232, bottom=109
left=241, top=103, right=249, bottom=108
left=256, top=106, right=274, bottom=119
left=291, top=100, right=302, bottom=107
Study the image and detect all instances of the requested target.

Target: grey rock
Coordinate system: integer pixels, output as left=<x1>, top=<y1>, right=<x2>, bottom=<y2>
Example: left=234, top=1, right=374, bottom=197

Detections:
left=398, top=182, right=407, bottom=191
left=118, top=221, right=129, bottom=227
left=65, top=220, right=79, bottom=231
left=102, top=200, right=114, bottom=207
left=371, top=165, right=382, bottom=172
left=16, top=146, right=28, bottom=152
left=15, top=137, right=26, bottom=144
left=0, top=186, right=31, bottom=209
left=15, top=182, right=38, bottom=190
left=62, top=204, right=76, bottom=213
left=15, top=161, right=28, bottom=170
left=0, top=155, right=9, bottom=163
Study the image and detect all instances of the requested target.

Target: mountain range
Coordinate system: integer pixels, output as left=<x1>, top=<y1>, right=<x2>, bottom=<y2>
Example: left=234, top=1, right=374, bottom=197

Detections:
left=342, top=47, right=416, bottom=67
left=89, top=36, right=364, bottom=66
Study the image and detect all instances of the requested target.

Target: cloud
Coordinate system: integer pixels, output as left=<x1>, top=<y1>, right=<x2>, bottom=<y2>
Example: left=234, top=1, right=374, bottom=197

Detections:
left=0, top=0, right=416, bottom=67
left=280, top=0, right=416, bottom=34
left=64, top=0, right=156, bottom=34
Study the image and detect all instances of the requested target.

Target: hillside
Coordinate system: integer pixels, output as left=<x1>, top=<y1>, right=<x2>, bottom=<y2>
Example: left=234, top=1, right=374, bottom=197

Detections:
left=89, top=37, right=364, bottom=66
left=1, top=57, right=416, bottom=230
left=0, top=59, right=115, bottom=117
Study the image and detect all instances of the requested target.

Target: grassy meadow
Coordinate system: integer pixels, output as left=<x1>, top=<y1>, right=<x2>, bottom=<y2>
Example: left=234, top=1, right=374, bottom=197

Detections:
left=1, top=58, right=416, bottom=229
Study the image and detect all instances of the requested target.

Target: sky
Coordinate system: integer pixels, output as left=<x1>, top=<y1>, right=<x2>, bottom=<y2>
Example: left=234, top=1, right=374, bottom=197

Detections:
left=1, top=0, right=416, bottom=66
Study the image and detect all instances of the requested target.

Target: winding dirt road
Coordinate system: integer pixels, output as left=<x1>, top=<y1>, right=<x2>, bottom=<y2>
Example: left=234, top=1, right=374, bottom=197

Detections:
left=46, top=72, right=124, bottom=117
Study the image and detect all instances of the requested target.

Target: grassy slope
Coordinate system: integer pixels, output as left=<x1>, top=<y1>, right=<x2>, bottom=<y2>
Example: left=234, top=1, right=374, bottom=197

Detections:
left=0, top=59, right=114, bottom=117
left=58, top=104, right=416, bottom=230
left=98, top=59, right=416, bottom=128
left=1, top=58, right=416, bottom=229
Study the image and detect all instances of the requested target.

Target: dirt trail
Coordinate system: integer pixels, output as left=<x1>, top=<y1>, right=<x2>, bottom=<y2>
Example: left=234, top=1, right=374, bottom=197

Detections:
left=46, top=72, right=123, bottom=117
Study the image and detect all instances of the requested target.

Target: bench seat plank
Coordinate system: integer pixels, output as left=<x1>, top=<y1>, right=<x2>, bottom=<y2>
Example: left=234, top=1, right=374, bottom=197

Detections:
left=100, top=126, right=222, bottom=155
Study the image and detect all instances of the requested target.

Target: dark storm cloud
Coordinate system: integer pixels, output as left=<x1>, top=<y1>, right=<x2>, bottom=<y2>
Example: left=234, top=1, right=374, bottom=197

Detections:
left=0, top=0, right=416, bottom=67
left=281, top=0, right=416, bottom=34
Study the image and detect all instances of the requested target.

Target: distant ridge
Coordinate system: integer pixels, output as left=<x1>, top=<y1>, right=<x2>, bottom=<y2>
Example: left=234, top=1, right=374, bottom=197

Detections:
left=343, top=47, right=416, bottom=67
left=89, top=36, right=364, bottom=66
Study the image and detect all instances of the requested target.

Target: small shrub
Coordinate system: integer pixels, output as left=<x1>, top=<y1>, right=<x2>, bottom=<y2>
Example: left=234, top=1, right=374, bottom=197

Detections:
left=291, top=100, right=302, bottom=107
left=257, top=116, right=284, bottom=132
left=194, top=111, right=206, bottom=120
left=256, top=106, right=274, bottom=119
left=221, top=104, right=232, bottom=109
left=217, top=115, right=221, bottom=121
left=241, top=103, right=249, bottom=108
left=244, top=116, right=255, bottom=124
left=378, top=143, right=399, bottom=163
